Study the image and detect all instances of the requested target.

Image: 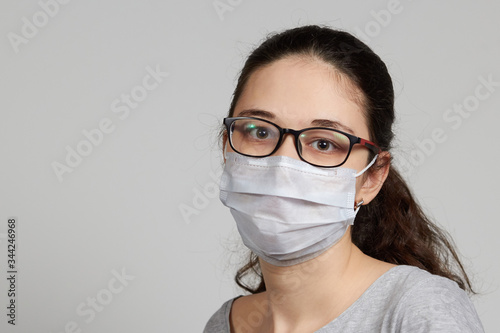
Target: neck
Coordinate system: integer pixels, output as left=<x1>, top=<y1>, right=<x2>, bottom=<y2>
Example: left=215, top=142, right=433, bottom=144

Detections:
left=257, top=230, right=374, bottom=332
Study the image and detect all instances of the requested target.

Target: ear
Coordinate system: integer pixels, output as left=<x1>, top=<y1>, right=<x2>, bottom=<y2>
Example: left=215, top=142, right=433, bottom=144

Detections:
left=356, top=151, right=391, bottom=206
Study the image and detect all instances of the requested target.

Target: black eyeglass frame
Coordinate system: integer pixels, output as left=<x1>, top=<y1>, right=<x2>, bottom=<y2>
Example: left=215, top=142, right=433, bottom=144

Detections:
left=223, top=116, right=382, bottom=168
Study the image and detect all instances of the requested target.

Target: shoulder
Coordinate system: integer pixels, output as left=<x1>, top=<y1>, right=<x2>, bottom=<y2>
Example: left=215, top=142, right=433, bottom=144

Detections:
left=388, top=266, right=484, bottom=332
left=322, top=265, right=483, bottom=332
left=203, top=297, right=238, bottom=333
left=204, top=292, right=270, bottom=332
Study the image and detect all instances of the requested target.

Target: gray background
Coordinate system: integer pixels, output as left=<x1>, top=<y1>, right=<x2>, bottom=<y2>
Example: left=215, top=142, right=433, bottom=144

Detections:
left=1, top=0, right=499, bottom=332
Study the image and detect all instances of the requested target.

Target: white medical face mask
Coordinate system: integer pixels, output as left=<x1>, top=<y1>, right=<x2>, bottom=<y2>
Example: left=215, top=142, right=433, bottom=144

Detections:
left=219, top=152, right=376, bottom=267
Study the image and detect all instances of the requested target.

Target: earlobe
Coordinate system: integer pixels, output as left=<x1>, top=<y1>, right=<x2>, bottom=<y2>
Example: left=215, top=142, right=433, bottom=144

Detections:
left=354, top=199, right=364, bottom=210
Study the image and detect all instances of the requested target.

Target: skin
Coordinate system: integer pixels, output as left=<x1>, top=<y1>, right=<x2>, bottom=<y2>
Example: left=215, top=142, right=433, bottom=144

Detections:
left=224, top=56, right=393, bottom=333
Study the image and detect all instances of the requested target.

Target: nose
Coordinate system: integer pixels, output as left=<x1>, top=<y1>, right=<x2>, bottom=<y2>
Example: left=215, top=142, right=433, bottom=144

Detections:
left=272, top=133, right=301, bottom=160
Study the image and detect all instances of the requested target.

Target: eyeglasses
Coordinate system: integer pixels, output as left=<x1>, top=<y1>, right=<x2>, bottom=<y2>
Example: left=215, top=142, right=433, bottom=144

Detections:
left=224, top=117, right=381, bottom=168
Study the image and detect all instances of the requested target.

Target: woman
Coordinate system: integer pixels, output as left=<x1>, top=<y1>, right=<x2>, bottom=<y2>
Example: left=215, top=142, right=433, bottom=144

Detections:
left=204, top=25, right=483, bottom=332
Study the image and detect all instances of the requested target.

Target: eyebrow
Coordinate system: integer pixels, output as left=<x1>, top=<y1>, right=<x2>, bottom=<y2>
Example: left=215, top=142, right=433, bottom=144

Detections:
left=310, top=119, right=355, bottom=135
left=236, top=109, right=355, bottom=135
left=237, top=109, right=276, bottom=119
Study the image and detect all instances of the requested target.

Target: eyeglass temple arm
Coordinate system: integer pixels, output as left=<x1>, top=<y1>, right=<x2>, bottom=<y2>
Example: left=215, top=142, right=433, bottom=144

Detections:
left=359, top=138, right=382, bottom=154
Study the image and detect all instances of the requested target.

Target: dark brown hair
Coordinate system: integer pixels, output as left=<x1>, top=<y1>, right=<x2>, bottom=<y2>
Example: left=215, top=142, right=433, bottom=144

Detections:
left=225, top=25, right=474, bottom=294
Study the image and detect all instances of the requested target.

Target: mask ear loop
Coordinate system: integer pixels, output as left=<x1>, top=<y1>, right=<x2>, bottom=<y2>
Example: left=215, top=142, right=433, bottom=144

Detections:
left=223, top=142, right=228, bottom=160
left=354, top=154, right=378, bottom=178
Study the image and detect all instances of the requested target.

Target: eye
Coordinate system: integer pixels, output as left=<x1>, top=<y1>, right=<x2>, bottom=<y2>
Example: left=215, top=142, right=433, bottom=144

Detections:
left=253, top=127, right=269, bottom=139
left=300, top=130, right=350, bottom=156
left=245, top=124, right=274, bottom=140
left=311, top=139, right=336, bottom=152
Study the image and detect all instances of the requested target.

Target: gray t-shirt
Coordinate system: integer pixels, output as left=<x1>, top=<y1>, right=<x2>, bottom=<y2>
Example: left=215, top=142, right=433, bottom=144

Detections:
left=203, top=265, right=484, bottom=332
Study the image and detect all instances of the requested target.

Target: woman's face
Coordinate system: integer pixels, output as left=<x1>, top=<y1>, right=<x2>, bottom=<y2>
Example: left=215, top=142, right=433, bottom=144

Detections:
left=230, top=56, right=372, bottom=179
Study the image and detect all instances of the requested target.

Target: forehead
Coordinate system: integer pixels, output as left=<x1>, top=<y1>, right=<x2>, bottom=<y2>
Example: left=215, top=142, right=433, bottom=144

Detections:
left=234, top=56, right=370, bottom=138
